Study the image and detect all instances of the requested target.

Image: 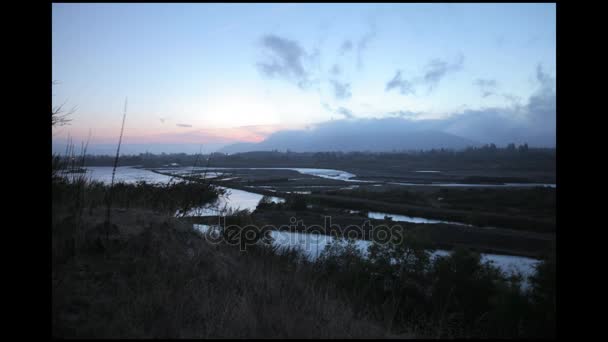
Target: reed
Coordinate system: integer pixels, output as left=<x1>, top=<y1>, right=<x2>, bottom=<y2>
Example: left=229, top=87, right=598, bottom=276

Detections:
left=104, top=97, right=128, bottom=230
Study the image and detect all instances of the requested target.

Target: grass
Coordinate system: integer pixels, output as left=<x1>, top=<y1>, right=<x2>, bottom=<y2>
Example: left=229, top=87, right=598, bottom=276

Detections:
left=105, top=97, right=128, bottom=226
left=309, top=188, right=556, bottom=233
left=52, top=207, right=391, bottom=338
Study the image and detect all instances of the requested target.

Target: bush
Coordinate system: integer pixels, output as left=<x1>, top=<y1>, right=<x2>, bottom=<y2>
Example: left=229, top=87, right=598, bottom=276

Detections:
left=53, top=176, right=223, bottom=217
left=285, top=195, right=307, bottom=211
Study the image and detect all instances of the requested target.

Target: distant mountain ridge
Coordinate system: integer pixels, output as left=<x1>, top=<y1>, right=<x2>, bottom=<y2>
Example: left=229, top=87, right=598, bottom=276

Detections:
left=220, top=117, right=480, bottom=153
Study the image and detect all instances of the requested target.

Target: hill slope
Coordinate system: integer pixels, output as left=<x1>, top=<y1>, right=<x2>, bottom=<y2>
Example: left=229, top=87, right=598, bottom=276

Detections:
left=221, top=118, right=479, bottom=153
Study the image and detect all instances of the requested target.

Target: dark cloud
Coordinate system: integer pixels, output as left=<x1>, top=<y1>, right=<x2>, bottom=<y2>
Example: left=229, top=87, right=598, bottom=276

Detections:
left=176, top=123, right=192, bottom=128
left=386, top=54, right=464, bottom=95
left=526, top=64, right=555, bottom=130
left=340, top=40, right=353, bottom=55
left=535, top=63, right=554, bottom=88
left=308, top=47, right=322, bottom=75
left=337, top=107, right=355, bottom=119
left=330, top=64, right=341, bottom=76
left=501, top=93, right=523, bottom=107
left=423, top=54, right=464, bottom=91
left=442, top=64, right=555, bottom=146
left=382, top=64, right=554, bottom=146
left=474, top=79, right=498, bottom=98
left=256, top=34, right=312, bottom=89
left=330, top=79, right=352, bottom=100
left=356, top=22, right=376, bottom=69
left=385, top=71, right=415, bottom=95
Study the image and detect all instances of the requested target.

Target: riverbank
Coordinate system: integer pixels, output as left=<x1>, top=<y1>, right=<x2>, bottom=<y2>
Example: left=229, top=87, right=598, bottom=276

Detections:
left=184, top=209, right=553, bottom=259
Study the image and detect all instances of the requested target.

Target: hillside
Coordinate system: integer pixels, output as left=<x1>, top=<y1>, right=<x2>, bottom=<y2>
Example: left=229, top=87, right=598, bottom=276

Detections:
left=221, top=118, right=479, bottom=153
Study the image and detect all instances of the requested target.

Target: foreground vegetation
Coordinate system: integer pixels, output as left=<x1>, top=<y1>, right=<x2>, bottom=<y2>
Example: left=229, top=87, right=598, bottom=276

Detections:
left=52, top=172, right=555, bottom=338
left=52, top=210, right=390, bottom=338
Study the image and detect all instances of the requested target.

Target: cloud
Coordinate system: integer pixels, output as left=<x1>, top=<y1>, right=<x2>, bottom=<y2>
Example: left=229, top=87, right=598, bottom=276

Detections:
left=220, top=64, right=556, bottom=152
left=330, top=79, right=352, bottom=99
left=336, top=107, right=355, bottom=119
left=526, top=63, right=555, bottom=130
left=356, top=22, right=376, bottom=69
left=330, top=64, right=341, bottom=76
left=386, top=54, right=464, bottom=95
left=474, top=79, right=498, bottom=98
left=385, top=71, right=415, bottom=95
left=256, top=34, right=313, bottom=89
left=501, top=93, right=523, bottom=107
left=176, top=123, right=193, bottom=128
left=441, top=65, right=555, bottom=146
left=387, top=110, right=420, bottom=118
left=321, top=101, right=333, bottom=112
left=222, top=64, right=555, bottom=151
left=423, top=54, right=464, bottom=91
left=340, top=40, right=353, bottom=55
left=535, top=63, right=554, bottom=89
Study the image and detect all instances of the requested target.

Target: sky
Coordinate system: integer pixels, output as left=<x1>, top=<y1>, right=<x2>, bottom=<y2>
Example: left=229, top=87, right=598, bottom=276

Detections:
left=52, top=3, right=556, bottom=153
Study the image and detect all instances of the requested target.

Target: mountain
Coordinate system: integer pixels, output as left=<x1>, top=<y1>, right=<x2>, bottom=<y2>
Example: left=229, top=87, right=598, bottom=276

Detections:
left=219, top=117, right=479, bottom=153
